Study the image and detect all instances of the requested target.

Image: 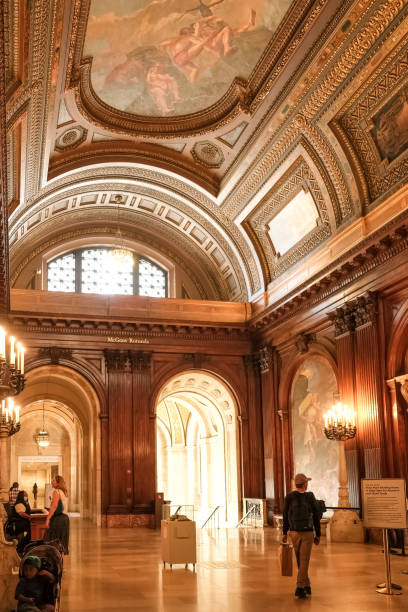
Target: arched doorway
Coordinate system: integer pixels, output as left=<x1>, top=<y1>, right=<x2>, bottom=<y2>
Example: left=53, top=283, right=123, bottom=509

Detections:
left=155, top=370, right=240, bottom=525
left=11, top=365, right=101, bottom=523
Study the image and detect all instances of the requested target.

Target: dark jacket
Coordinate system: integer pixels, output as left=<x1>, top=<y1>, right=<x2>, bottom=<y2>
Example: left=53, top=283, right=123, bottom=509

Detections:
left=282, top=490, right=321, bottom=537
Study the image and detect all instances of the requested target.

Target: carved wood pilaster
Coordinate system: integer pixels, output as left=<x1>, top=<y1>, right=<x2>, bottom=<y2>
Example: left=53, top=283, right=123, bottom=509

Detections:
left=242, top=352, right=264, bottom=498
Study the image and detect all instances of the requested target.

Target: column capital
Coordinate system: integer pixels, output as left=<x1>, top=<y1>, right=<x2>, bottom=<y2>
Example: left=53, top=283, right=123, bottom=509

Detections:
left=104, top=349, right=129, bottom=372
left=253, top=344, right=275, bottom=373
left=129, top=350, right=152, bottom=371
left=328, top=291, right=378, bottom=336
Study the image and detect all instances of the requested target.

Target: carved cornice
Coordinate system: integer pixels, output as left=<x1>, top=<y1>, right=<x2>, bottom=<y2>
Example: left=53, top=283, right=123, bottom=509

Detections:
left=66, top=0, right=322, bottom=138
left=10, top=314, right=250, bottom=343
left=37, top=346, right=73, bottom=364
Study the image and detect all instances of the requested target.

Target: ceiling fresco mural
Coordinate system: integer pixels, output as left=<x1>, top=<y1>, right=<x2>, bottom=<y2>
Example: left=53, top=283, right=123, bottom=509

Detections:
left=83, top=0, right=293, bottom=116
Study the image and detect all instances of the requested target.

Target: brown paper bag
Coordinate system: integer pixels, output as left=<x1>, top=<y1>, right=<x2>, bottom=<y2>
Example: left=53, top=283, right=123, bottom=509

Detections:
left=279, top=542, right=293, bottom=576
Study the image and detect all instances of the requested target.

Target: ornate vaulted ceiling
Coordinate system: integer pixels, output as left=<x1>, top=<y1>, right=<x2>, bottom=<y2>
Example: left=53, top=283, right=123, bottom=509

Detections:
left=3, top=0, right=408, bottom=302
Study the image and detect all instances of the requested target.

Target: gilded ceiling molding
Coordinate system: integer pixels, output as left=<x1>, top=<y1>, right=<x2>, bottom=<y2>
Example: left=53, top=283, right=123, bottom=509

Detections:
left=9, top=184, right=249, bottom=298
left=221, top=0, right=407, bottom=221
left=66, top=0, right=325, bottom=138
left=9, top=170, right=259, bottom=295
left=23, top=0, right=60, bottom=200
left=243, top=156, right=331, bottom=283
left=332, top=35, right=408, bottom=208
left=48, top=141, right=219, bottom=195
left=301, top=0, right=407, bottom=121
left=9, top=217, right=232, bottom=302
left=0, top=6, right=10, bottom=314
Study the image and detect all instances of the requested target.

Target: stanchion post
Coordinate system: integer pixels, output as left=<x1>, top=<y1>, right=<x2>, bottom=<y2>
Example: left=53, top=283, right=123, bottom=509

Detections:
left=377, top=529, right=402, bottom=595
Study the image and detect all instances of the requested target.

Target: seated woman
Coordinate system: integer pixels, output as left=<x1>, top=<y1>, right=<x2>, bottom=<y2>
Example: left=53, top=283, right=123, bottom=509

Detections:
left=11, top=490, right=32, bottom=555
left=44, top=475, right=69, bottom=555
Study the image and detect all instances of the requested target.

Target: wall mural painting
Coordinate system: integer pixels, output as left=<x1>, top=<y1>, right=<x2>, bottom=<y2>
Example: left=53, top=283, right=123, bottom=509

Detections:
left=291, top=357, right=339, bottom=507
left=84, top=0, right=293, bottom=116
left=370, top=85, right=408, bottom=163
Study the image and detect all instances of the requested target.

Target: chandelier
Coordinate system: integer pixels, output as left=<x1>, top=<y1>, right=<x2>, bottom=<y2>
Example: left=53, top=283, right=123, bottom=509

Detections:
left=1, top=397, right=21, bottom=437
left=0, top=327, right=25, bottom=399
left=35, top=401, right=50, bottom=448
left=110, top=195, right=134, bottom=267
left=323, top=402, right=357, bottom=441
left=0, top=327, right=25, bottom=438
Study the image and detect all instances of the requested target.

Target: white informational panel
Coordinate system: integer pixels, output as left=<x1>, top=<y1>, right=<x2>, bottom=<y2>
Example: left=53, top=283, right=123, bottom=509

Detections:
left=362, top=478, right=407, bottom=529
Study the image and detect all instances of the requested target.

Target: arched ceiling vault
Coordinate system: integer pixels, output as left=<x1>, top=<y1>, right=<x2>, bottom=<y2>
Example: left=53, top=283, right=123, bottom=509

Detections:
left=4, top=0, right=408, bottom=301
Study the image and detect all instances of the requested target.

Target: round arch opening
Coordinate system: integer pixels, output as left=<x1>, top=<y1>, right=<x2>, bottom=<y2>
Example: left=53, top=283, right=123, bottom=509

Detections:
left=155, top=370, right=241, bottom=526
left=11, top=365, right=101, bottom=523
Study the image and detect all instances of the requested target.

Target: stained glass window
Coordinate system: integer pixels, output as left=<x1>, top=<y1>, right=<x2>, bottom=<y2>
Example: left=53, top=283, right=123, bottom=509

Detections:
left=47, top=248, right=168, bottom=297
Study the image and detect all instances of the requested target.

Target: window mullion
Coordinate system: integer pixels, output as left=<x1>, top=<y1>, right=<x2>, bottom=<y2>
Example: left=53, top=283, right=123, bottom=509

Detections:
left=76, top=250, right=82, bottom=293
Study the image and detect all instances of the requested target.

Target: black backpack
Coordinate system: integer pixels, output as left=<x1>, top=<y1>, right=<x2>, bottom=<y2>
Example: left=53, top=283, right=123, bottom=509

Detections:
left=288, top=492, right=315, bottom=531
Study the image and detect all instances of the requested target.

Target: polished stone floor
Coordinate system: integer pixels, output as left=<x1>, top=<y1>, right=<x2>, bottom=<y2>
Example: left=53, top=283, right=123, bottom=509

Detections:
left=61, top=519, right=408, bottom=611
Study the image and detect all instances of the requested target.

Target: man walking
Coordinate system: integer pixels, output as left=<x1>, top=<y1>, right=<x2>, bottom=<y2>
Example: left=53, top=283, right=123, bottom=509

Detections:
left=282, top=473, right=321, bottom=599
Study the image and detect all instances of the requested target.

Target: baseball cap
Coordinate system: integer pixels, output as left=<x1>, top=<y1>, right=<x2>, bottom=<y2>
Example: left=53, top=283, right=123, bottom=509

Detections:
left=294, top=473, right=312, bottom=486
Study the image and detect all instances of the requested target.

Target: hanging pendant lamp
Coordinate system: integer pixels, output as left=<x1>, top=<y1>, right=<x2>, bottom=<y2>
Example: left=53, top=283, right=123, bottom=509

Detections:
left=36, top=401, right=50, bottom=447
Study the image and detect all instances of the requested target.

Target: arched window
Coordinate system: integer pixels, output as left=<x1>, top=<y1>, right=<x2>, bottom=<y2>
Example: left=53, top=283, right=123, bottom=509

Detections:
left=47, top=248, right=168, bottom=297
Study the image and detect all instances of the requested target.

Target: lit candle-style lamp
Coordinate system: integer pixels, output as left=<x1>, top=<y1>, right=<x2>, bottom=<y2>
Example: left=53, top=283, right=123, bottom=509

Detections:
left=322, top=399, right=364, bottom=543
left=20, top=347, right=25, bottom=374
left=9, top=336, right=15, bottom=367
left=0, top=327, right=5, bottom=359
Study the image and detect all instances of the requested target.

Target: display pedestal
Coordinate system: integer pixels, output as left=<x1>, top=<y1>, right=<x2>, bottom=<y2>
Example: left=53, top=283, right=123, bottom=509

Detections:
left=328, top=509, right=364, bottom=543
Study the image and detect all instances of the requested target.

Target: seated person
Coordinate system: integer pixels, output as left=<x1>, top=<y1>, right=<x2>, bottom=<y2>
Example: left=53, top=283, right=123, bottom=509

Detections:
left=11, top=490, right=32, bottom=554
left=15, top=555, right=55, bottom=612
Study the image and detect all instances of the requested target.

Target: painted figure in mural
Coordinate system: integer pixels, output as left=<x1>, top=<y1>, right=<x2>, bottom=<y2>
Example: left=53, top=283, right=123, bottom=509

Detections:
left=292, top=359, right=339, bottom=506
left=159, top=10, right=257, bottom=81
left=146, top=62, right=181, bottom=113
left=158, top=25, right=211, bottom=82
left=375, top=92, right=408, bottom=161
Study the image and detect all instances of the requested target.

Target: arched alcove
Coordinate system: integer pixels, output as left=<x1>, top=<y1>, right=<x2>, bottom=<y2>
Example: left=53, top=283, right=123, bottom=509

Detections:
left=290, top=355, right=339, bottom=507
left=12, top=365, right=101, bottom=523
left=155, top=370, right=241, bottom=525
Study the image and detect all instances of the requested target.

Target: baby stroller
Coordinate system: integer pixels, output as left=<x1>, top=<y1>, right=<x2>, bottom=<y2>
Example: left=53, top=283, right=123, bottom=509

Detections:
left=14, top=540, right=64, bottom=612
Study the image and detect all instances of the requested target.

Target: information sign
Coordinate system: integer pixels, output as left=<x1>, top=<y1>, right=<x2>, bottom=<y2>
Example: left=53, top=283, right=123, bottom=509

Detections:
left=362, top=478, right=407, bottom=529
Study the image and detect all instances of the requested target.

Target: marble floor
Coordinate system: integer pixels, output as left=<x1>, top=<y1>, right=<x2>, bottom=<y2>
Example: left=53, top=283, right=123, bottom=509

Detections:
left=61, top=519, right=408, bottom=611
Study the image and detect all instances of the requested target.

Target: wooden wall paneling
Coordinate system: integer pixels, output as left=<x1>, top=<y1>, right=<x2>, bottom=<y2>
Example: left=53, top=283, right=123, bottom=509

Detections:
left=104, top=350, right=134, bottom=513
left=386, top=377, right=408, bottom=482
left=242, top=354, right=264, bottom=499
left=100, top=413, right=109, bottom=514
left=130, top=351, right=155, bottom=514
left=257, top=344, right=284, bottom=513
left=257, top=346, right=274, bottom=500
left=354, top=294, right=386, bottom=479
left=329, top=307, right=362, bottom=507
